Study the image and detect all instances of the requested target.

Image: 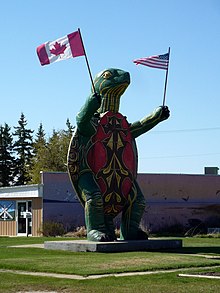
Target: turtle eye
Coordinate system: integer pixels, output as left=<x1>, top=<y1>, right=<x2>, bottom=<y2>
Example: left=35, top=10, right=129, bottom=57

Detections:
left=102, top=71, right=112, bottom=79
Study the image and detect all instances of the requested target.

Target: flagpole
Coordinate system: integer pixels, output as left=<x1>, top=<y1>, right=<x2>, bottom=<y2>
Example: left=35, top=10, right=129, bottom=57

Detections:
left=78, top=28, right=97, bottom=94
left=162, top=47, right=170, bottom=106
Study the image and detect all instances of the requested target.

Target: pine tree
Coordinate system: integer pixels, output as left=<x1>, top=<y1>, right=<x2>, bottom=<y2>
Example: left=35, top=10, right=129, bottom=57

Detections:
left=30, top=121, right=75, bottom=183
left=0, top=123, right=15, bottom=186
left=30, top=123, right=49, bottom=184
left=66, top=118, right=74, bottom=136
left=39, top=127, right=71, bottom=173
left=13, top=113, right=34, bottom=185
left=46, top=129, right=67, bottom=172
left=34, top=122, right=47, bottom=150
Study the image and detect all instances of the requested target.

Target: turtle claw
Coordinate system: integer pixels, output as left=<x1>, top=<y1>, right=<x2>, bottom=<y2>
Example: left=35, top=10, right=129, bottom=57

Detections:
left=87, top=230, right=115, bottom=242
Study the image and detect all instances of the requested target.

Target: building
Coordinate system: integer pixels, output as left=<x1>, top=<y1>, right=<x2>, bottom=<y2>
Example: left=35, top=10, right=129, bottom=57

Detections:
left=0, top=184, right=43, bottom=236
left=0, top=172, right=84, bottom=236
left=138, top=171, right=220, bottom=233
left=0, top=169, right=220, bottom=236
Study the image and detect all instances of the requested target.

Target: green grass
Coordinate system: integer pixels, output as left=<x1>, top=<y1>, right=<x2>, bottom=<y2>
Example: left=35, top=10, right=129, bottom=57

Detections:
left=0, top=235, right=76, bottom=246
left=1, top=237, right=220, bottom=292
left=1, top=246, right=220, bottom=275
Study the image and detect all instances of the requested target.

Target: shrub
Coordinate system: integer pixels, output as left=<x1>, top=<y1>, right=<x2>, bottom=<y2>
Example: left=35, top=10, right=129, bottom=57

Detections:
left=39, top=221, right=65, bottom=237
left=64, top=226, right=87, bottom=238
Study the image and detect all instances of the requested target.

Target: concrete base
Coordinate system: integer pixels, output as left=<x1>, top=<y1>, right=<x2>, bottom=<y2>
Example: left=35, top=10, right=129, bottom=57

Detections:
left=44, top=239, right=182, bottom=253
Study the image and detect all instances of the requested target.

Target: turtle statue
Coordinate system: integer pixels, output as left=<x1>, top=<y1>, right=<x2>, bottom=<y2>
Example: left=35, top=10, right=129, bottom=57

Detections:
left=67, top=68, right=170, bottom=242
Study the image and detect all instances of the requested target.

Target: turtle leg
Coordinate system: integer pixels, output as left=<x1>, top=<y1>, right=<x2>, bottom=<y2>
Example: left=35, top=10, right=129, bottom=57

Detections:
left=120, top=180, right=148, bottom=240
left=78, top=172, right=111, bottom=242
left=104, top=215, right=117, bottom=241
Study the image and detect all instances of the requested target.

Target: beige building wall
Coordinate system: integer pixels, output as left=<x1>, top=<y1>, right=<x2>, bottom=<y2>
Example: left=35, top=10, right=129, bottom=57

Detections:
left=0, top=219, right=16, bottom=236
left=32, top=197, right=43, bottom=236
left=0, top=184, right=43, bottom=236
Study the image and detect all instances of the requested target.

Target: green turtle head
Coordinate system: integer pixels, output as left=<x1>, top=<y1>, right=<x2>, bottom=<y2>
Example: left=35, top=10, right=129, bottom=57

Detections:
left=93, top=68, right=130, bottom=113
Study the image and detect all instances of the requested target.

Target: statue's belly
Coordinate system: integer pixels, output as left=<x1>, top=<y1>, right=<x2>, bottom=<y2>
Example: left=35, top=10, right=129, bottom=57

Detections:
left=87, top=112, right=136, bottom=216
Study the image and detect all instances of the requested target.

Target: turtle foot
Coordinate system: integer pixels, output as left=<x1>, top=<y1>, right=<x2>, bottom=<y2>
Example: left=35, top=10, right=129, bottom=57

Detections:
left=136, top=229, right=149, bottom=240
left=120, top=229, right=149, bottom=240
left=87, top=230, right=115, bottom=242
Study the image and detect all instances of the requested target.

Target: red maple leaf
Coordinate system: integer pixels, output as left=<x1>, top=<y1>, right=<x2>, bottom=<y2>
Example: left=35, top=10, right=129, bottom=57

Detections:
left=50, top=42, right=67, bottom=56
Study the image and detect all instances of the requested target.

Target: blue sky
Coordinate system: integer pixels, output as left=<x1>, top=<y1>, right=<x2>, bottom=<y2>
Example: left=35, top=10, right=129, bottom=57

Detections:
left=0, top=0, right=220, bottom=174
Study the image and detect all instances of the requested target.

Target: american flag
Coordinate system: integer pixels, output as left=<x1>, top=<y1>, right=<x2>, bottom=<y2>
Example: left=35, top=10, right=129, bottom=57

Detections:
left=133, top=52, right=169, bottom=70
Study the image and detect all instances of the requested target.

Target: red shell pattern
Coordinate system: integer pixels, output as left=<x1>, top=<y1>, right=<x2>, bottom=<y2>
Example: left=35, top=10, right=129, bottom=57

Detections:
left=87, top=112, right=136, bottom=216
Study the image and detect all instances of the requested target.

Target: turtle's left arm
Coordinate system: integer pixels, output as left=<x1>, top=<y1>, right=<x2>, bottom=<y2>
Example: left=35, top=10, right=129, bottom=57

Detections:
left=130, top=106, right=170, bottom=139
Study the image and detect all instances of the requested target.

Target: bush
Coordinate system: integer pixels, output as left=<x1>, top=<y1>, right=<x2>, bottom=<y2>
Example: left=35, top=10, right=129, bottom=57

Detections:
left=64, top=226, right=87, bottom=238
left=39, top=221, right=65, bottom=237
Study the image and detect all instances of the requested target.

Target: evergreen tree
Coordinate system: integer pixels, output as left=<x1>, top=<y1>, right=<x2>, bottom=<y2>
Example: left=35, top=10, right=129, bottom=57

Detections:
left=46, top=129, right=67, bottom=172
left=42, top=119, right=74, bottom=174
left=66, top=118, right=74, bottom=136
left=30, top=121, right=75, bottom=183
left=0, top=123, right=15, bottom=186
left=38, top=126, right=72, bottom=174
left=13, top=113, right=34, bottom=185
left=30, top=123, right=49, bottom=184
left=34, top=122, right=47, bottom=150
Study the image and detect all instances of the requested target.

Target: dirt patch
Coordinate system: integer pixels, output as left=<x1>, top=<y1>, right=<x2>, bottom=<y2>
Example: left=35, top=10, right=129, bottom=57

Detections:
left=194, top=271, right=220, bottom=276
left=17, top=291, right=57, bottom=293
left=178, top=271, right=220, bottom=279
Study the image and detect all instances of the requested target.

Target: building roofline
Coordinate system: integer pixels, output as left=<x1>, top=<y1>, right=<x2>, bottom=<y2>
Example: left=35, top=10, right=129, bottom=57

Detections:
left=0, top=184, right=43, bottom=191
left=0, top=184, right=43, bottom=198
left=138, top=173, right=219, bottom=177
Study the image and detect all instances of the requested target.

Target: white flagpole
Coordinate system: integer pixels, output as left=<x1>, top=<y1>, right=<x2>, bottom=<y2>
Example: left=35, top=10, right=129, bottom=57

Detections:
left=162, top=47, right=170, bottom=106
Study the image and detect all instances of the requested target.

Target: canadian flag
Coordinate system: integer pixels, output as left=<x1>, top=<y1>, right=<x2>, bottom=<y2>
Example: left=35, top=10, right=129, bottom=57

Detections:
left=36, top=30, right=85, bottom=66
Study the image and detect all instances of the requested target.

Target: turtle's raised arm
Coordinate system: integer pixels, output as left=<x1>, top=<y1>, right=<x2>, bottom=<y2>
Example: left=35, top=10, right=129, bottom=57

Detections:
left=76, top=93, right=101, bottom=136
left=130, top=106, right=170, bottom=138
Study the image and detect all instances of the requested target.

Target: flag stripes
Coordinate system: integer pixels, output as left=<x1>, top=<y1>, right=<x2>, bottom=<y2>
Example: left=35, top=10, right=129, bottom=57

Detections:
left=133, top=53, right=169, bottom=70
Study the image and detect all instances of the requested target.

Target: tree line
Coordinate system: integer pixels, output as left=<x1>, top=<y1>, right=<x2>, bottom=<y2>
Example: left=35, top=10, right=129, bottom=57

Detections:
left=0, top=113, right=74, bottom=187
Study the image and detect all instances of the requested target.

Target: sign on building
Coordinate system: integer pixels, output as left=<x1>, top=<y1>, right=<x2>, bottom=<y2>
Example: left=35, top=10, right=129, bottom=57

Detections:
left=0, top=201, right=15, bottom=221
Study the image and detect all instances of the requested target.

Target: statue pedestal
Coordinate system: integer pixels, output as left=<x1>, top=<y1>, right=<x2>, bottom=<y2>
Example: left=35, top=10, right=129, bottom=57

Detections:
left=44, top=239, right=182, bottom=252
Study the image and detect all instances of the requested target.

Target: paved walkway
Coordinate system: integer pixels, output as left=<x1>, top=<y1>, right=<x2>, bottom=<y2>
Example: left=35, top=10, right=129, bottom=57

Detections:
left=1, top=265, right=220, bottom=280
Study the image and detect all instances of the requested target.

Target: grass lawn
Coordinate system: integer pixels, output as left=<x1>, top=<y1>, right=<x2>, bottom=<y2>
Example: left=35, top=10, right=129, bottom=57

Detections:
left=0, top=236, right=220, bottom=292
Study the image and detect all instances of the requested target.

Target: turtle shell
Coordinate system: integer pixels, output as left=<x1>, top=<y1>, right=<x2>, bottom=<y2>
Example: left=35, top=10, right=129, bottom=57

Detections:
left=67, top=128, right=79, bottom=183
left=87, top=111, right=137, bottom=216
